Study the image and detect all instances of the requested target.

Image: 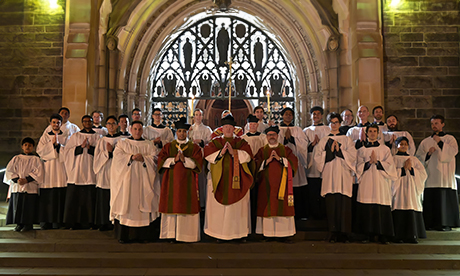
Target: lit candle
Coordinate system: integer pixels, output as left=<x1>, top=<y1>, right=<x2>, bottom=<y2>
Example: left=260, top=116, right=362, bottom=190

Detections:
left=267, top=89, right=271, bottom=113
left=190, top=95, right=195, bottom=117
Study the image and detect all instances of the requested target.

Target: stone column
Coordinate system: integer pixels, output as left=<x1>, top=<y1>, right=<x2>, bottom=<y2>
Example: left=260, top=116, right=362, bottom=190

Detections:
left=117, top=90, right=124, bottom=115
left=62, top=0, right=92, bottom=122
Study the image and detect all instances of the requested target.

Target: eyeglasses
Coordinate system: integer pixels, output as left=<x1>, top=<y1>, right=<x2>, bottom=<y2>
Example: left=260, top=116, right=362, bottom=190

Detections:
left=330, top=121, right=340, bottom=125
left=153, top=113, right=162, bottom=116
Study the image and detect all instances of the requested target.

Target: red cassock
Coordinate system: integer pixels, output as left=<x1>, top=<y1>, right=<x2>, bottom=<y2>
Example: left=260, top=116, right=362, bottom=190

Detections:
left=255, top=144, right=298, bottom=217
left=204, top=136, right=253, bottom=205
left=158, top=141, right=203, bottom=215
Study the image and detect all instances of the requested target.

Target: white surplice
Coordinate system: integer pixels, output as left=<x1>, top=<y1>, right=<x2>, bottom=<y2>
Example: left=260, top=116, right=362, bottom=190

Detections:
left=4, top=154, right=44, bottom=194
left=36, top=131, right=68, bottom=189
left=110, top=138, right=160, bottom=227
left=304, top=125, right=331, bottom=178
left=356, top=143, right=398, bottom=206
left=314, top=134, right=357, bottom=198
left=392, top=154, right=427, bottom=211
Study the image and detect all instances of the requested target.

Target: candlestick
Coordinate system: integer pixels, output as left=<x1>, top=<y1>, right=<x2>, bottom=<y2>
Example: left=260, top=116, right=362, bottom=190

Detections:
left=267, top=89, right=271, bottom=119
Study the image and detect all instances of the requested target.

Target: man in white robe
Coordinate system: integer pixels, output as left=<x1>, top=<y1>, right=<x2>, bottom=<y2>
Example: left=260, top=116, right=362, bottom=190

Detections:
left=36, top=114, right=68, bottom=229
left=188, top=108, right=212, bottom=208
left=372, top=105, right=388, bottom=133
left=314, top=112, right=356, bottom=242
left=92, top=110, right=108, bottom=136
left=143, top=107, right=174, bottom=149
left=384, top=115, right=416, bottom=156
left=111, top=121, right=160, bottom=243
left=339, top=109, right=356, bottom=135
left=63, top=115, right=101, bottom=229
left=355, top=124, right=398, bottom=243
left=416, top=114, right=459, bottom=231
left=277, top=107, right=309, bottom=220
left=117, top=114, right=131, bottom=137
left=93, top=116, right=123, bottom=231
left=304, top=106, right=330, bottom=219
left=244, top=106, right=269, bottom=134
left=203, top=114, right=253, bottom=241
left=42, top=107, right=80, bottom=144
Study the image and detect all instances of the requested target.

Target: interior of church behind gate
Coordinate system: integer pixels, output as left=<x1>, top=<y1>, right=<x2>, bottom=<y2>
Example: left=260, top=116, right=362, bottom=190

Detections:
left=0, top=0, right=459, bottom=275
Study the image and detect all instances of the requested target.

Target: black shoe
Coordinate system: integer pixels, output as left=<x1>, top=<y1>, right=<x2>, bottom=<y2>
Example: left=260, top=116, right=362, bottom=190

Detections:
left=14, top=225, right=24, bottom=232
left=404, top=238, right=418, bottom=244
left=21, top=225, right=33, bottom=232
left=379, top=235, right=390, bottom=245
left=278, top=237, right=294, bottom=244
left=40, top=222, right=52, bottom=230
left=328, top=233, right=338, bottom=243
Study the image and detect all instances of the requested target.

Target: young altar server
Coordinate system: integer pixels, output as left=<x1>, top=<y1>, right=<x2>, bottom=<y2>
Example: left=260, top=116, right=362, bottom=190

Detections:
left=355, top=123, right=398, bottom=244
left=36, top=114, right=68, bottom=230
left=255, top=125, right=298, bottom=242
left=4, top=137, right=44, bottom=232
left=392, top=137, right=427, bottom=243
left=203, top=114, right=253, bottom=241
left=143, top=108, right=174, bottom=149
left=416, top=115, right=459, bottom=231
left=314, top=112, right=356, bottom=242
left=157, top=117, right=203, bottom=242
left=63, top=115, right=101, bottom=229
left=111, top=121, right=160, bottom=243
left=93, top=116, right=122, bottom=231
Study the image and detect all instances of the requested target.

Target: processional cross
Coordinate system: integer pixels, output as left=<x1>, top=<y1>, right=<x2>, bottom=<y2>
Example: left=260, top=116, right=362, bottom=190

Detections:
left=224, top=57, right=234, bottom=112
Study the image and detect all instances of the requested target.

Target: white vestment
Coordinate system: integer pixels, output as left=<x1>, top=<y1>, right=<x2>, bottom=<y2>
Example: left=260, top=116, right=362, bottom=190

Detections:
left=143, top=125, right=174, bottom=148
left=43, top=120, right=80, bottom=144
left=392, top=154, right=427, bottom=211
left=244, top=120, right=269, bottom=134
left=384, top=130, right=416, bottom=156
left=110, top=138, right=160, bottom=227
left=204, top=148, right=252, bottom=240
left=356, top=143, right=398, bottom=206
left=314, top=134, right=357, bottom=198
left=36, top=131, right=68, bottom=189
left=63, top=131, right=101, bottom=185
left=242, top=132, right=267, bottom=156
left=92, top=126, right=108, bottom=136
left=416, top=134, right=458, bottom=190
left=4, top=154, right=44, bottom=194
left=304, top=125, right=331, bottom=178
left=93, top=136, right=123, bottom=189
left=255, top=217, right=296, bottom=237
left=277, top=124, right=309, bottom=187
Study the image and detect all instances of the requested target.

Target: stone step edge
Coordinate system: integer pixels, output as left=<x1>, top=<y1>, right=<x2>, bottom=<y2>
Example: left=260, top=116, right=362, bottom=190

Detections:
left=1, top=268, right=459, bottom=276
left=1, top=253, right=460, bottom=270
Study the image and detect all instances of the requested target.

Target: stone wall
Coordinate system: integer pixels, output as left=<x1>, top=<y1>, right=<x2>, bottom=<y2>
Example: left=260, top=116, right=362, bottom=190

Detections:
left=0, top=0, right=65, bottom=169
left=383, top=0, right=460, bottom=151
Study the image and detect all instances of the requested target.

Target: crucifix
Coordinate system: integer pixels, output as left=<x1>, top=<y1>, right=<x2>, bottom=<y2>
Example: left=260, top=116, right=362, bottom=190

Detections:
left=224, top=57, right=234, bottom=112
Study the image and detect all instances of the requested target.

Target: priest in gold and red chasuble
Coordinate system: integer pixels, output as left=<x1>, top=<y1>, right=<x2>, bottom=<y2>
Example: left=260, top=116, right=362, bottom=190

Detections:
left=157, top=117, right=203, bottom=242
left=255, top=126, right=298, bottom=240
left=203, top=114, right=254, bottom=241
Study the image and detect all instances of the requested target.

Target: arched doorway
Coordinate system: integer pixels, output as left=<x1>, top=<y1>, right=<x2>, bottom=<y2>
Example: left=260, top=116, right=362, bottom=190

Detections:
left=149, top=14, right=296, bottom=128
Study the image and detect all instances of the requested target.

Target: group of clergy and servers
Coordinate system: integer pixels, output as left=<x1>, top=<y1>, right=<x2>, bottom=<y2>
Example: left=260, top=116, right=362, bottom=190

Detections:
left=4, top=104, right=458, bottom=244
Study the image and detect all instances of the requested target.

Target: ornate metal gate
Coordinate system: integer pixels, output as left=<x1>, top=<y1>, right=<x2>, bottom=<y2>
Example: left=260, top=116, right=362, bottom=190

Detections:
left=149, top=15, right=295, bottom=127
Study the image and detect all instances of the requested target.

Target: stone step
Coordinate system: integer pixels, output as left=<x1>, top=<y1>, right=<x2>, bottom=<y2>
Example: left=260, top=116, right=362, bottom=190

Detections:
left=0, top=268, right=459, bottom=276
left=0, top=239, right=460, bottom=254
left=0, top=252, right=460, bottom=270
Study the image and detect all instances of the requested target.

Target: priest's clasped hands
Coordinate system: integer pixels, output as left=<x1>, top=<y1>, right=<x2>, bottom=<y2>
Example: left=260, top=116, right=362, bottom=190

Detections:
left=174, top=150, right=185, bottom=163
left=330, top=140, right=340, bottom=152
left=266, top=150, right=281, bottom=164
left=369, top=150, right=378, bottom=165
left=221, top=142, right=234, bottom=157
